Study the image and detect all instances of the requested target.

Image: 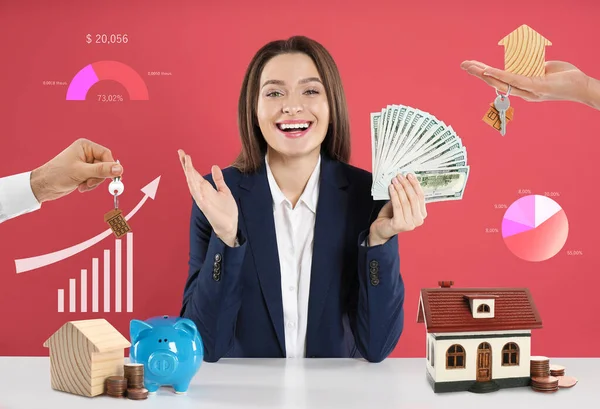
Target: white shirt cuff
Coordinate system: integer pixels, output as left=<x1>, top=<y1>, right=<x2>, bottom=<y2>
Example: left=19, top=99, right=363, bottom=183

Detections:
left=0, top=171, right=41, bottom=223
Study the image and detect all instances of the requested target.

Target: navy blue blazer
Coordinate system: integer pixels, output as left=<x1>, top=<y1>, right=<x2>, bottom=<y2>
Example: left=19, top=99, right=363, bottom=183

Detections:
left=180, top=153, right=405, bottom=362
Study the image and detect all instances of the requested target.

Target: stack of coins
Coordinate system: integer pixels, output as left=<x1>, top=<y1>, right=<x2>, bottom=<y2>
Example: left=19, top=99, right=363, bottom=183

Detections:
left=124, top=363, right=145, bottom=388
left=528, top=357, right=578, bottom=393
left=551, top=363, right=578, bottom=389
left=531, top=376, right=559, bottom=393
left=127, top=387, right=149, bottom=400
left=124, top=363, right=148, bottom=400
left=106, top=376, right=128, bottom=398
left=550, top=364, right=565, bottom=377
left=530, top=356, right=550, bottom=377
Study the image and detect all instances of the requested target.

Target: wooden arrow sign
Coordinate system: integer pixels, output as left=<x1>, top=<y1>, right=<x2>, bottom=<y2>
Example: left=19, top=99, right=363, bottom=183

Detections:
left=498, top=24, right=552, bottom=77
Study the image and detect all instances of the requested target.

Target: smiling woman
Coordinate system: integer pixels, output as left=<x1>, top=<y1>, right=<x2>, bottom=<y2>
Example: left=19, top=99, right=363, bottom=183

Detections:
left=255, top=54, right=331, bottom=173
left=178, top=35, right=428, bottom=363
left=234, top=37, right=351, bottom=174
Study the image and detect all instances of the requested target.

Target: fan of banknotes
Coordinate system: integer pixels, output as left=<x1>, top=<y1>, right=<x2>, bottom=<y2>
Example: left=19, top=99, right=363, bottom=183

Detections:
left=370, top=104, right=470, bottom=203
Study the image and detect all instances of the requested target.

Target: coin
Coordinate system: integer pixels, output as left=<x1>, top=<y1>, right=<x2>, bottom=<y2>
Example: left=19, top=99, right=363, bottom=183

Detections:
left=530, top=375, right=559, bottom=393
left=557, top=375, right=578, bottom=388
left=124, top=363, right=145, bottom=389
left=550, top=364, right=566, bottom=376
left=531, top=376, right=558, bottom=384
left=127, top=388, right=149, bottom=400
left=530, top=356, right=550, bottom=377
left=531, top=388, right=559, bottom=393
left=105, top=376, right=128, bottom=397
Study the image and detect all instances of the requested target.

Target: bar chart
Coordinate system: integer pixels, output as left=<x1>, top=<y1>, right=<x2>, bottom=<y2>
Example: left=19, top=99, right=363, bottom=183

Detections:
left=57, top=232, right=134, bottom=313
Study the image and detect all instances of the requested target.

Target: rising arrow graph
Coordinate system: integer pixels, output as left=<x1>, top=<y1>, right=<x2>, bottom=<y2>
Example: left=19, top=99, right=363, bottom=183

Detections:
left=14, top=176, right=161, bottom=274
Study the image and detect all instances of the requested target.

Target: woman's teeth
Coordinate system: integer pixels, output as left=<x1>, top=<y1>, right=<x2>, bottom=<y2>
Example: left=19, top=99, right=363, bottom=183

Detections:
left=278, top=122, right=310, bottom=131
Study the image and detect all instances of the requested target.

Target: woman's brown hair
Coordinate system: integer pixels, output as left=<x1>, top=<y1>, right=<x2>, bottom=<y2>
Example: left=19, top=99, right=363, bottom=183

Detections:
left=232, top=35, right=351, bottom=173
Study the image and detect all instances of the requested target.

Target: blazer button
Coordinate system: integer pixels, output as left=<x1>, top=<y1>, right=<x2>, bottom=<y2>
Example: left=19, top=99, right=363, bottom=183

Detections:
left=370, top=266, right=378, bottom=274
left=215, top=253, right=222, bottom=262
left=369, top=260, right=378, bottom=268
left=213, top=272, right=221, bottom=281
left=213, top=261, right=221, bottom=271
left=371, top=278, right=380, bottom=286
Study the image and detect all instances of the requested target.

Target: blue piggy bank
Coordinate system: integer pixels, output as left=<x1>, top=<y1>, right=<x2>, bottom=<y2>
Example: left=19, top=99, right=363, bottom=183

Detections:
left=129, top=315, right=204, bottom=394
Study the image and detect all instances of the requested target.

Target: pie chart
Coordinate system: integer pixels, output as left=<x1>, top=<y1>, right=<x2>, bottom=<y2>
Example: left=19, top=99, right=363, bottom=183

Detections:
left=501, top=195, right=569, bottom=262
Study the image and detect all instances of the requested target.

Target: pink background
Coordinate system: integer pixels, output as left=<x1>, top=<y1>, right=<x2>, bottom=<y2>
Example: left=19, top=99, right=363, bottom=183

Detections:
left=0, top=0, right=598, bottom=357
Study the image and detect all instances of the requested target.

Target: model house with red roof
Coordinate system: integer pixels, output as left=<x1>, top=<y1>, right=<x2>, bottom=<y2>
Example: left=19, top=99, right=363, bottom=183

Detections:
left=417, top=281, right=543, bottom=393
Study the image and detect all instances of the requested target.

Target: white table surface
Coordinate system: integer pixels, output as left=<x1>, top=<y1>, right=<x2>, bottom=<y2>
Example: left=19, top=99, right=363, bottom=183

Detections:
left=0, top=357, right=597, bottom=409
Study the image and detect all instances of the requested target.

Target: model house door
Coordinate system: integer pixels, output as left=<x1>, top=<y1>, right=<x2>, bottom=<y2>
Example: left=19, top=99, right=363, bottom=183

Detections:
left=477, top=342, right=492, bottom=382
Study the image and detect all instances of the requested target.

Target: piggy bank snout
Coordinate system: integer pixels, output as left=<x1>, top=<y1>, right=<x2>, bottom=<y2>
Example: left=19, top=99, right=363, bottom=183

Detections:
left=148, top=351, right=179, bottom=377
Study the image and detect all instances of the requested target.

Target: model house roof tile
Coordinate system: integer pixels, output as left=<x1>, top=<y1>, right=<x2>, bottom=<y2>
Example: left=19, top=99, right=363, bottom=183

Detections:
left=417, top=287, right=543, bottom=333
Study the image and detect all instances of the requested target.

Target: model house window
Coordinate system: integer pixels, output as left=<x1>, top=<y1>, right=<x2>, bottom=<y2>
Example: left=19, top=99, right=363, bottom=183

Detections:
left=502, top=342, right=520, bottom=365
left=477, top=304, right=490, bottom=313
left=446, top=344, right=465, bottom=369
left=431, top=344, right=434, bottom=367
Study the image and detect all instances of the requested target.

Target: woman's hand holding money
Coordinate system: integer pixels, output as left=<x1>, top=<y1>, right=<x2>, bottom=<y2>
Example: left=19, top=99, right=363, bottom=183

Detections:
left=368, top=173, right=427, bottom=246
left=461, top=60, right=600, bottom=110
left=178, top=149, right=239, bottom=247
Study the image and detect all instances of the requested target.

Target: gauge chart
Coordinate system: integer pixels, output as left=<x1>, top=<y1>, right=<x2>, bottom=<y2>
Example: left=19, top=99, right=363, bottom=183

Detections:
left=66, top=60, right=149, bottom=100
left=501, top=194, right=569, bottom=262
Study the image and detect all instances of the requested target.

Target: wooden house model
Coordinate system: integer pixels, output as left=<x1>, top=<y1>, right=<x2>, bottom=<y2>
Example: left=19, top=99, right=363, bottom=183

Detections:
left=498, top=24, right=552, bottom=77
left=43, top=318, right=131, bottom=397
left=417, top=281, right=543, bottom=393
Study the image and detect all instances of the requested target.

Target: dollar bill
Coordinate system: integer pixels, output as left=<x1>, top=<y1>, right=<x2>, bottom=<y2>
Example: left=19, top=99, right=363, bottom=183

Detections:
left=370, top=111, right=380, bottom=188
left=372, top=167, right=470, bottom=202
left=370, top=104, right=470, bottom=203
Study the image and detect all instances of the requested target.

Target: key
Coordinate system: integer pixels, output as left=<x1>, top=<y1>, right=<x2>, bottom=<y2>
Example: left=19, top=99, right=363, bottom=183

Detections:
left=494, top=94, right=510, bottom=136
left=482, top=102, right=515, bottom=133
left=104, top=160, right=132, bottom=238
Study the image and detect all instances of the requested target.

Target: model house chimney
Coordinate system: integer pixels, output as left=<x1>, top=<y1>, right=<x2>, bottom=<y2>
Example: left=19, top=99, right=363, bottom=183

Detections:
left=439, top=281, right=454, bottom=288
